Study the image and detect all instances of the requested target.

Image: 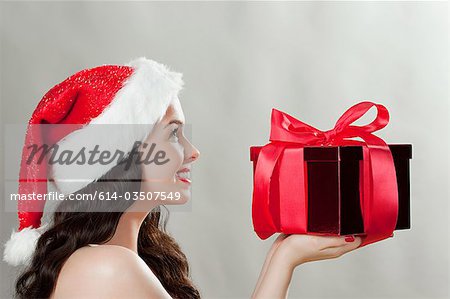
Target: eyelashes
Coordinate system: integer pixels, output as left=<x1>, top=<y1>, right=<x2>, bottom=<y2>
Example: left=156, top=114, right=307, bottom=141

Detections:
left=171, top=127, right=178, bottom=136
left=170, top=126, right=179, bottom=141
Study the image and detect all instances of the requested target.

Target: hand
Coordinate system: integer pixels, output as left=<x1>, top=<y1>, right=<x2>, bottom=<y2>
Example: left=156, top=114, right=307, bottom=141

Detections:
left=273, top=234, right=362, bottom=269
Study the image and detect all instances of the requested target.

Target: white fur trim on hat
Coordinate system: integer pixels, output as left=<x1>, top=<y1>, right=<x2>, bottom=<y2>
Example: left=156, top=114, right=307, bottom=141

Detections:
left=3, top=223, right=49, bottom=267
left=50, top=57, right=184, bottom=195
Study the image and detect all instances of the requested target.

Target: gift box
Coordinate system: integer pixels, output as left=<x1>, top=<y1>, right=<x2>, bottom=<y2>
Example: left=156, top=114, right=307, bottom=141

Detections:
left=250, top=102, right=412, bottom=247
left=250, top=144, right=411, bottom=234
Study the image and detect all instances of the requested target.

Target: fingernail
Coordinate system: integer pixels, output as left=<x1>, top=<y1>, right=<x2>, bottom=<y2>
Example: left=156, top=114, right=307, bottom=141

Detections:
left=345, top=236, right=355, bottom=242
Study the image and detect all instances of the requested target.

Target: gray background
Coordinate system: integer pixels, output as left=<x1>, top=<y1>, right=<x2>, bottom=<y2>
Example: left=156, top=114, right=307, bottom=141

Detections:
left=1, top=1, right=448, bottom=299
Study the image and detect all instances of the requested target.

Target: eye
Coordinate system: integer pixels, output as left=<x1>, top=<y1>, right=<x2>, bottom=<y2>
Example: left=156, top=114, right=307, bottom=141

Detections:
left=170, top=127, right=179, bottom=141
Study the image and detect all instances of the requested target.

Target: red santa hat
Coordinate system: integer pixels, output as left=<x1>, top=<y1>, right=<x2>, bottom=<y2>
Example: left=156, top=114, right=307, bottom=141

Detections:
left=3, top=57, right=184, bottom=266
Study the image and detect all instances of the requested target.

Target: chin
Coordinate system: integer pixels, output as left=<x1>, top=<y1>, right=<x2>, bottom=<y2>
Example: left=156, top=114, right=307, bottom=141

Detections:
left=158, top=183, right=191, bottom=205
left=174, top=189, right=191, bottom=205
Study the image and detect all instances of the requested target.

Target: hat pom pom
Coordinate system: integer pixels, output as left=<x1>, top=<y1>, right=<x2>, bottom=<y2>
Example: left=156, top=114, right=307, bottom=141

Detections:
left=3, top=223, right=49, bottom=267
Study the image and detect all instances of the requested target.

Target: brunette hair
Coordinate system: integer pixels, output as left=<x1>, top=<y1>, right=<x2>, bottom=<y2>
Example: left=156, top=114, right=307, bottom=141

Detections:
left=14, top=154, right=201, bottom=298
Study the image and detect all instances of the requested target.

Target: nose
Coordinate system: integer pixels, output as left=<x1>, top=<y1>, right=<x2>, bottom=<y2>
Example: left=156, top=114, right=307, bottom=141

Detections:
left=184, top=139, right=200, bottom=164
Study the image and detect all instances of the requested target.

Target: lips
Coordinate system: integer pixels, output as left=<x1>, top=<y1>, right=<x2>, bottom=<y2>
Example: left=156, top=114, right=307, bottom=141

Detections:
left=176, top=168, right=191, bottom=184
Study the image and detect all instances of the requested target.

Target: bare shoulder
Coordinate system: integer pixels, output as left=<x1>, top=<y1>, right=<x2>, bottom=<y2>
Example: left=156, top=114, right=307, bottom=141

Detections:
left=51, top=245, right=171, bottom=299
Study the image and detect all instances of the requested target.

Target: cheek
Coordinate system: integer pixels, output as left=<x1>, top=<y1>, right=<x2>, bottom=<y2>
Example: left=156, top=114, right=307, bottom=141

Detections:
left=139, top=141, right=190, bottom=205
left=163, top=143, right=184, bottom=176
left=141, top=142, right=184, bottom=180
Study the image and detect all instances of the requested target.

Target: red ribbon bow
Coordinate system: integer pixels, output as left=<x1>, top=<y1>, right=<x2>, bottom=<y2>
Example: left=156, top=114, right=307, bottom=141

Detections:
left=252, top=101, right=399, bottom=247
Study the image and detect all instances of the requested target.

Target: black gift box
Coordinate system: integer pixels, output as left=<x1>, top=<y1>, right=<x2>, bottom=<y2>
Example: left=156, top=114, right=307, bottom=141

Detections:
left=250, top=144, right=412, bottom=235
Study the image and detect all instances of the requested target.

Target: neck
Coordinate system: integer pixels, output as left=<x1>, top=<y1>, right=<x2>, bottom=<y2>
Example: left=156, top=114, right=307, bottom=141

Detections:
left=104, top=200, right=160, bottom=254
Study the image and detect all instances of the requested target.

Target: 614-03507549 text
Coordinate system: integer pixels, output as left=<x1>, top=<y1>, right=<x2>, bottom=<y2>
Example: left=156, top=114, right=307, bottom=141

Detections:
left=10, top=191, right=181, bottom=201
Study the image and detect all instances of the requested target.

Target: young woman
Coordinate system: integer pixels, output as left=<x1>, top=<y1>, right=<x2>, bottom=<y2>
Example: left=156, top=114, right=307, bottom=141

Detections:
left=4, top=58, right=361, bottom=299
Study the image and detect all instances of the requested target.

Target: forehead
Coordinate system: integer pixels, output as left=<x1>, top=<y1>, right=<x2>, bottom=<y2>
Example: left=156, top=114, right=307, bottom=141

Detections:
left=162, top=96, right=185, bottom=123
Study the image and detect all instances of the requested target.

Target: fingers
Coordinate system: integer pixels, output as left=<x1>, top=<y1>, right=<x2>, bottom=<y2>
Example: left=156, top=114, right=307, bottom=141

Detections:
left=317, top=235, right=350, bottom=249
left=319, top=235, right=362, bottom=250
left=320, top=237, right=362, bottom=258
left=341, top=237, right=362, bottom=254
left=346, top=236, right=362, bottom=250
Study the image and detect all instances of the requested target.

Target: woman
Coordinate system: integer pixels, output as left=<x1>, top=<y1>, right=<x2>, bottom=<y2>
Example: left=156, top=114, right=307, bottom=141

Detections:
left=4, top=57, right=361, bottom=299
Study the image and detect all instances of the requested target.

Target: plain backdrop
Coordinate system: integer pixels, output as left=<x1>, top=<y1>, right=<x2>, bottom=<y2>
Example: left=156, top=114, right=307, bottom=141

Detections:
left=0, top=2, right=448, bottom=299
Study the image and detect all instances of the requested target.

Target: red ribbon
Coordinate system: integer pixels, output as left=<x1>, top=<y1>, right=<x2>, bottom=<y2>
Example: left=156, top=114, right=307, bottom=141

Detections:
left=252, top=101, right=399, bottom=247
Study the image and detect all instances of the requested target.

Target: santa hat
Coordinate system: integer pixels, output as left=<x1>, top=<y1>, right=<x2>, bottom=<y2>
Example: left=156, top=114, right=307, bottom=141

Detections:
left=3, top=57, right=184, bottom=266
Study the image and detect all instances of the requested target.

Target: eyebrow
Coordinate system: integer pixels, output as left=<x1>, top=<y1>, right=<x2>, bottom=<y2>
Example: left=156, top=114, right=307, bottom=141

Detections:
left=164, top=119, right=184, bottom=128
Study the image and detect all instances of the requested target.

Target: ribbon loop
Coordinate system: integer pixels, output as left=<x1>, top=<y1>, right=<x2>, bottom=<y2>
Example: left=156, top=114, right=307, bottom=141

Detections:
left=270, top=101, right=390, bottom=146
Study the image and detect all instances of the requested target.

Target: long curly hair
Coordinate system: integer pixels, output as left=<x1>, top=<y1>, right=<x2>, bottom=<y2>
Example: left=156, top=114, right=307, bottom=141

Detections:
left=14, top=154, right=201, bottom=299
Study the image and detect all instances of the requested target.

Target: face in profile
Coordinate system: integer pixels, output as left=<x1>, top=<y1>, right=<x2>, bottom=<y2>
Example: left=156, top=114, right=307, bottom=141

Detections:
left=137, top=96, right=200, bottom=207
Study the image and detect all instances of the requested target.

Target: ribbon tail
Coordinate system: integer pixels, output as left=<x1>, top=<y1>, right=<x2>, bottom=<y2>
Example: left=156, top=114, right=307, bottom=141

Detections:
left=252, top=143, right=286, bottom=239
left=359, top=136, right=399, bottom=247
left=278, top=147, right=308, bottom=234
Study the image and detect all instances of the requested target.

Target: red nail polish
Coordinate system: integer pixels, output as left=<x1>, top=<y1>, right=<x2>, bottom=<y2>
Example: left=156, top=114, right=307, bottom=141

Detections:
left=345, top=236, right=355, bottom=242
